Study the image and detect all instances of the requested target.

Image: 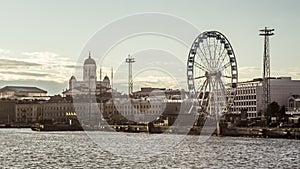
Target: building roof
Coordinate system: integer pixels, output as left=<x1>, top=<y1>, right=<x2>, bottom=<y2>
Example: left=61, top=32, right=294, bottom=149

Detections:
left=70, top=75, right=76, bottom=80
left=103, top=75, right=110, bottom=81
left=0, top=86, right=47, bottom=93
left=84, top=52, right=96, bottom=65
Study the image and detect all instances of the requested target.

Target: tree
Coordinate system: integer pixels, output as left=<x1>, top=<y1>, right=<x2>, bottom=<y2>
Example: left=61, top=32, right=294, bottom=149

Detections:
left=267, top=101, right=280, bottom=124
left=276, top=105, right=286, bottom=122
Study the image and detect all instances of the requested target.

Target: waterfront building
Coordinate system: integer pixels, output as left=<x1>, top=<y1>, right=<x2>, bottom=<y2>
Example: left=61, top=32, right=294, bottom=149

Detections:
left=0, top=100, right=16, bottom=124
left=132, top=87, right=181, bottom=99
left=287, top=95, right=300, bottom=114
left=231, top=77, right=300, bottom=119
left=12, top=53, right=111, bottom=125
left=0, top=86, right=48, bottom=124
left=15, top=103, right=41, bottom=124
left=286, top=95, right=300, bottom=124
left=0, top=86, right=48, bottom=100
left=14, top=94, right=102, bottom=125
left=102, top=95, right=198, bottom=126
left=103, top=98, right=167, bottom=123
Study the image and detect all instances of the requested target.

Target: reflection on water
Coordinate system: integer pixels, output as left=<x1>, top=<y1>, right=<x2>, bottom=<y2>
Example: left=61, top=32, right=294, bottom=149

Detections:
left=0, top=129, right=299, bottom=168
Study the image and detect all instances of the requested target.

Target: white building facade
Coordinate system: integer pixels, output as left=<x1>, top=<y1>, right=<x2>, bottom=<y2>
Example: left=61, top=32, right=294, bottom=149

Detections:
left=63, top=52, right=111, bottom=97
left=231, top=77, right=300, bottom=119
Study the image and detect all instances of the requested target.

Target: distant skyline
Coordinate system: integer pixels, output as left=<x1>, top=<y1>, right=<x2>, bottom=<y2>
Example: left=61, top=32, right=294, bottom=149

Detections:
left=1, top=0, right=300, bottom=95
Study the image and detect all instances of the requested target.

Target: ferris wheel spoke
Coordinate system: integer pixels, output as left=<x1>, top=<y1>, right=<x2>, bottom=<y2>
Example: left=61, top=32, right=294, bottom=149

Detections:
left=207, top=79, right=215, bottom=115
left=194, top=75, right=206, bottom=79
left=216, top=78, right=226, bottom=96
left=216, top=48, right=227, bottom=68
left=206, top=38, right=213, bottom=67
left=205, top=83, right=212, bottom=114
left=201, top=40, right=209, bottom=63
left=213, top=38, right=218, bottom=67
left=218, top=62, right=231, bottom=72
left=194, top=62, right=209, bottom=72
left=196, top=80, right=206, bottom=96
left=222, top=75, right=232, bottom=78
left=215, top=78, right=228, bottom=108
left=196, top=50, right=210, bottom=69
left=197, top=79, right=207, bottom=94
left=213, top=78, right=221, bottom=114
left=199, top=41, right=211, bottom=68
left=199, top=79, right=208, bottom=107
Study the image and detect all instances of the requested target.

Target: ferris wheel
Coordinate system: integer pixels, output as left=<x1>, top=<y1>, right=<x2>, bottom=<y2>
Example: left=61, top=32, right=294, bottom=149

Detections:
left=187, top=31, right=238, bottom=118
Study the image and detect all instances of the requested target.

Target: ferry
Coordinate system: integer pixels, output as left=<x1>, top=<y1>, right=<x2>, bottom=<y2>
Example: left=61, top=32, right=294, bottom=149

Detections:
left=31, top=123, right=83, bottom=131
left=31, top=119, right=83, bottom=131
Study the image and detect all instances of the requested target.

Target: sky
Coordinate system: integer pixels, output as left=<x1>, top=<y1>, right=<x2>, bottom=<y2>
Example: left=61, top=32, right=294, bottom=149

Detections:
left=0, top=0, right=300, bottom=95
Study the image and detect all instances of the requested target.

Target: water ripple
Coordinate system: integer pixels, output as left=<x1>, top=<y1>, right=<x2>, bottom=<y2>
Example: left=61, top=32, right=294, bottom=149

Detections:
left=0, top=129, right=299, bottom=168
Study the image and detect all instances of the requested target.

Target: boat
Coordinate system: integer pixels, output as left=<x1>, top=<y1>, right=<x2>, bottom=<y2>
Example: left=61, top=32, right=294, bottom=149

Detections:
left=31, top=123, right=83, bottom=131
left=31, top=119, right=83, bottom=131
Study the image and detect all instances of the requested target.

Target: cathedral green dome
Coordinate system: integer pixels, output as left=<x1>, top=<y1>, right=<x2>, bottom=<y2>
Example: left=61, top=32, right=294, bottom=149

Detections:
left=84, top=52, right=96, bottom=65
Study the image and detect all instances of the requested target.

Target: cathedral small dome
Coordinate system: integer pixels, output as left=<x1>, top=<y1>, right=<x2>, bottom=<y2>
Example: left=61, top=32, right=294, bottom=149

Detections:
left=102, top=75, right=110, bottom=88
left=103, top=75, right=110, bottom=81
left=70, top=76, right=76, bottom=80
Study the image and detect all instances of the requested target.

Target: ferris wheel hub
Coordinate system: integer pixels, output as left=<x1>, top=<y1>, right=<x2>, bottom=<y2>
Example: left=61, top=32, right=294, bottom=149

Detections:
left=205, top=71, right=222, bottom=78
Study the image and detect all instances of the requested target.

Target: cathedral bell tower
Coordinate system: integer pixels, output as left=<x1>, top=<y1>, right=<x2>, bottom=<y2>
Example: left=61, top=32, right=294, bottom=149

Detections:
left=83, top=52, right=97, bottom=90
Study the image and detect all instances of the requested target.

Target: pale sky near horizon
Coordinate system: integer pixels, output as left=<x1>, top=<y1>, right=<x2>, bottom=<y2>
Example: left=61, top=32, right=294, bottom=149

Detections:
left=0, top=0, right=300, bottom=95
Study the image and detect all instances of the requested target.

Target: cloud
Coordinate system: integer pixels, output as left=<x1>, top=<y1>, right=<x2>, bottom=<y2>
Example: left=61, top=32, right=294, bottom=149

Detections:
left=21, top=51, right=73, bottom=65
left=237, top=66, right=300, bottom=82
left=22, top=51, right=58, bottom=58
left=0, top=50, right=76, bottom=84
left=0, top=58, right=41, bottom=67
left=239, top=66, right=260, bottom=71
left=0, top=71, right=49, bottom=77
left=238, top=66, right=262, bottom=81
left=287, top=72, right=300, bottom=77
left=0, top=48, right=11, bottom=55
left=113, top=75, right=183, bottom=93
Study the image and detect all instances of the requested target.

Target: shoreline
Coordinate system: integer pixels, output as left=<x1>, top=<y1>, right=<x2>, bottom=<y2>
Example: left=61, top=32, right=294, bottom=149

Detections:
left=1, top=124, right=299, bottom=140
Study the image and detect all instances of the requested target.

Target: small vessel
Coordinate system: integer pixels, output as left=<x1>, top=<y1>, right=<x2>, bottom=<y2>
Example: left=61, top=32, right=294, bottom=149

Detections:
left=31, top=123, right=83, bottom=131
left=31, top=119, right=83, bottom=131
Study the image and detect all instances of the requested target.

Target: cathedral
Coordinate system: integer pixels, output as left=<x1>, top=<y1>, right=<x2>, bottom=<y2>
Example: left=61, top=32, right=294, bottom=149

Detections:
left=63, top=52, right=111, bottom=97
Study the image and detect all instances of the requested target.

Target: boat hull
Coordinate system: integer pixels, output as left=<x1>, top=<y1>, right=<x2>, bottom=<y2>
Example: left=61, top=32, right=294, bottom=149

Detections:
left=31, top=124, right=83, bottom=131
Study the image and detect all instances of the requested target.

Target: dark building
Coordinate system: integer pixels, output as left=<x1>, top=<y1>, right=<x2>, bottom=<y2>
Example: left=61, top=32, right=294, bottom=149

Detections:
left=0, top=100, right=16, bottom=124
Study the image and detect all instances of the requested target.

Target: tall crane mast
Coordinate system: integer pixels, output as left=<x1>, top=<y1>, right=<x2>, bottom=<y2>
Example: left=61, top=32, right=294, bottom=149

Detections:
left=259, top=27, right=274, bottom=121
left=126, top=54, right=135, bottom=95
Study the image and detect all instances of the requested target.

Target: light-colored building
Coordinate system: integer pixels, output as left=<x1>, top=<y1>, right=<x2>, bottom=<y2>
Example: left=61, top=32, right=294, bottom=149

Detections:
left=15, top=103, right=41, bottom=124
left=231, top=77, right=300, bottom=119
left=15, top=98, right=102, bottom=125
left=103, top=98, right=167, bottom=123
left=286, top=95, right=300, bottom=116
left=287, top=95, right=300, bottom=112
left=0, top=86, right=48, bottom=100
left=132, top=87, right=182, bottom=100
left=63, top=52, right=111, bottom=97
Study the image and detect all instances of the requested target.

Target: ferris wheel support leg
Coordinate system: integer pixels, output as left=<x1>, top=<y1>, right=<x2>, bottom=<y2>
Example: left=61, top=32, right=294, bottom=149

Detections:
left=216, top=121, right=220, bottom=136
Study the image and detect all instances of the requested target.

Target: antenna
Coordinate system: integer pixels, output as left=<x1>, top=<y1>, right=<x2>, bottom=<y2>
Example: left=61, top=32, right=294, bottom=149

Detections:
left=126, top=54, right=135, bottom=95
left=259, top=27, right=274, bottom=121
